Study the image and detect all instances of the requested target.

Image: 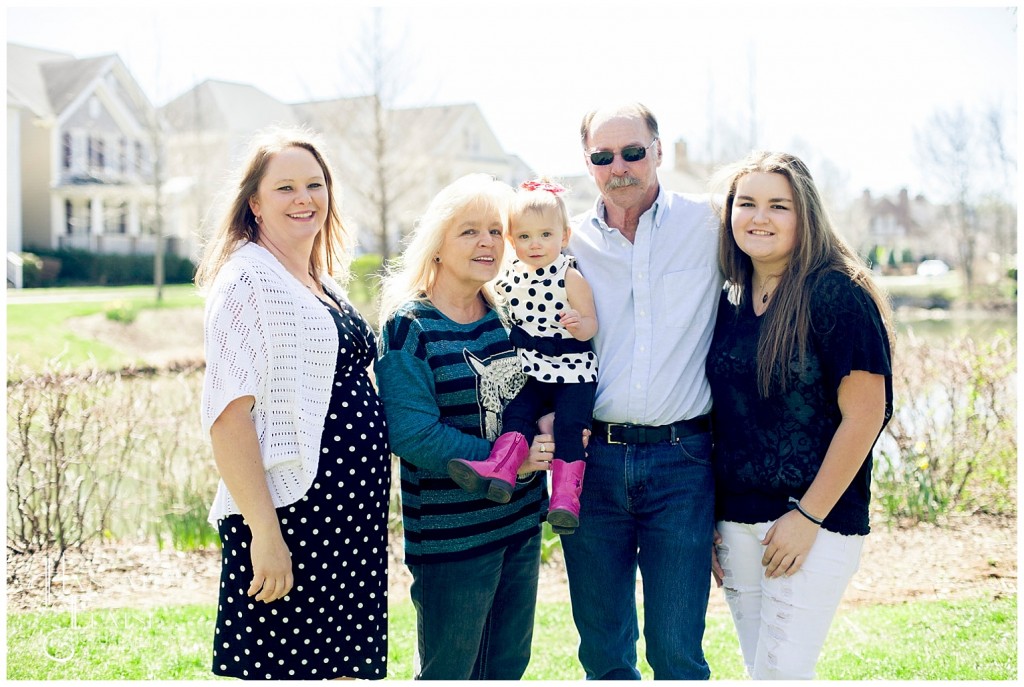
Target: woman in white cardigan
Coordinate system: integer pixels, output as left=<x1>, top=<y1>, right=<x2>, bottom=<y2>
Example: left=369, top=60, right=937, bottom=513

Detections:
left=195, top=127, right=390, bottom=680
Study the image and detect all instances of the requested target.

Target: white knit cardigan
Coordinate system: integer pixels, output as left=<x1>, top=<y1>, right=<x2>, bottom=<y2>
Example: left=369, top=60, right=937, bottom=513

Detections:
left=202, top=241, right=344, bottom=525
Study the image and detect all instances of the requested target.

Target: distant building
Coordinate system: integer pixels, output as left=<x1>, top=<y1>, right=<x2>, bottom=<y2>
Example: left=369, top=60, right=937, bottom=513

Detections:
left=847, top=188, right=949, bottom=263
left=8, top=39, right=534, bottom=281
left=6, top=43, right=186, bottom=266
left=162, top=80, right=529, bottom=257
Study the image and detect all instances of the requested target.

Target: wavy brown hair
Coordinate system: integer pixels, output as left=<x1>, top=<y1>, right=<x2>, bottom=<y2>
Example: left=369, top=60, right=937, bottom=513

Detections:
left=194, top=126, right=351, bottom=290
left=714, top=151, right=894, bottom=397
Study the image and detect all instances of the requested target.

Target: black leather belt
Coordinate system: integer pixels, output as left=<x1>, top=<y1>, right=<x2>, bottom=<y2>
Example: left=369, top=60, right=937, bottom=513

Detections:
left=592, top=415, right=711, bottom=445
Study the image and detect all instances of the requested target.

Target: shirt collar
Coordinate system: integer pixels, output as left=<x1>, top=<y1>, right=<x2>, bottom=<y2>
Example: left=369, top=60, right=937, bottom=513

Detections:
left=589, top=184, right=668, bottom=232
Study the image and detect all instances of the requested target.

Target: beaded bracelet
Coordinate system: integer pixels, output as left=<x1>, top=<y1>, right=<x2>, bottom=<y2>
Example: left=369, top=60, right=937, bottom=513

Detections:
left=788, top=496, right=824, bottom=525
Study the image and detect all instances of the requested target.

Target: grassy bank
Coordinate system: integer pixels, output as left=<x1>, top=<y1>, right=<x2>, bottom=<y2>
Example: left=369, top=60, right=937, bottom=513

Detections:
left=6, top=284, right=203, bottom=371
left=6, top=596, right=1015, bottom=680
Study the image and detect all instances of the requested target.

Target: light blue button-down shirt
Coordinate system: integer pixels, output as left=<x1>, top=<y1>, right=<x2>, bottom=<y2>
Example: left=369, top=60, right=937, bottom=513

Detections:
left=569, top=186, right=724, bottom=426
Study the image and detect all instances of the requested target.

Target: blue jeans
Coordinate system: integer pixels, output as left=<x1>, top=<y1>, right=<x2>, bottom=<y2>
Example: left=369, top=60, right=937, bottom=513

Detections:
left=561, top=433, right=715, bottom=679
left=408, top=531, right=541, bottom=680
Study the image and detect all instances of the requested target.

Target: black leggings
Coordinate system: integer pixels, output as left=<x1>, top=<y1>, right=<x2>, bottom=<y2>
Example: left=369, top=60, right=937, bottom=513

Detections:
left=502, top=378, right=596, bottom=463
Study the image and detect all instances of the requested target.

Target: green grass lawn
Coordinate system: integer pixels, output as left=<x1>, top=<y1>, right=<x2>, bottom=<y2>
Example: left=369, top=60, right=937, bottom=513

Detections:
left=6, top=284, right=203, bottom=372
left=6, top=596, right=1016, bottom=680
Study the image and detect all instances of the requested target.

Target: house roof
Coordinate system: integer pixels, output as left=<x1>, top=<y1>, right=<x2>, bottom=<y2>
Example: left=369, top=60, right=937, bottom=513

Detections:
left=161, top=79, right=299, bottom=133
left=7, top=43, right=75, bottom=117
left=41, top=53, right=117, bottom=114
left=391, top=102, right=503, bottom=156
left=8, top=43, right=152, bottom=130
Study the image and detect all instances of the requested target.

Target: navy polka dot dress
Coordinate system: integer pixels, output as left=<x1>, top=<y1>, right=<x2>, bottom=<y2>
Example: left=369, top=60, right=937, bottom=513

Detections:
left=212, top=292, right=390, bottom=680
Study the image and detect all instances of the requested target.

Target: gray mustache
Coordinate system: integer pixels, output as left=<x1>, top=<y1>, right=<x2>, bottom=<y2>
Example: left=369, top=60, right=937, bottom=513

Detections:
left=606, top=176, right=641, bottom=190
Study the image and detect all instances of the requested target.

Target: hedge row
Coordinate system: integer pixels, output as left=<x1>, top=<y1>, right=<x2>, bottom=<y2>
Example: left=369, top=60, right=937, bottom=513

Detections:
left=21, top=248, right=196, bottom=287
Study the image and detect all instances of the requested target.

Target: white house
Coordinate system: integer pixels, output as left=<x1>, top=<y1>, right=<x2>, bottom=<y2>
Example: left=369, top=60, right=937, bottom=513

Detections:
left=6, top=43, right=190, bottom=267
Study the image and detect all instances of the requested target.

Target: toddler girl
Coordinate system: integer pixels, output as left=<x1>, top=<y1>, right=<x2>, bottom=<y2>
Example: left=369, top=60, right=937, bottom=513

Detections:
left=448, top=179, right=598, bottom=534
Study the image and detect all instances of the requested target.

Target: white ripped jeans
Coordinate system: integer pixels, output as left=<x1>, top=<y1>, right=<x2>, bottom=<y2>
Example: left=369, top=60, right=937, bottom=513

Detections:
left=715, top=520, right=864, bottom=680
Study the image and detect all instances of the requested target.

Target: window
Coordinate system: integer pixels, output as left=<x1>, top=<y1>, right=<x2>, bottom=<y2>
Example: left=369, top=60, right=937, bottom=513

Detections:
left=63, top=133, right=72, bottom=169
left=106, top=202, right=128, bottom=234
left=65, top=200, right=74, bottom=234
left=120, top=137, right=129, bottom=174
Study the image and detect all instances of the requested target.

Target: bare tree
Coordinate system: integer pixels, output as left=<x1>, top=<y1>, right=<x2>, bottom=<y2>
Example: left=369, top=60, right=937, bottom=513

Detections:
left=982, top=104, right=1018, bottom=270
left=300, top=8, right=444, bottom=260
left=916, top=102, right=1017, bottom=298
left=146, top=26, right=167, bottom=302
left=149, top=111, right=166, bottom=302
left=916, top=105, right=979, bottom=295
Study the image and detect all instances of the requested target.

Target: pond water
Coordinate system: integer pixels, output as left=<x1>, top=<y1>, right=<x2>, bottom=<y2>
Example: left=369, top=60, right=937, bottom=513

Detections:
left=877, top=306, right=1017, bottom=473
left=894, top=307, right=1017, bottom=342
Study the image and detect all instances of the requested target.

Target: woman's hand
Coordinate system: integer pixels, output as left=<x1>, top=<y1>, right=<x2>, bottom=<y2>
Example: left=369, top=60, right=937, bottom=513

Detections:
left=248, top=525, right=294, bottom=602
left=520, top=433, right=554, bottom=475
left=760, top=510, right=820, bottom=578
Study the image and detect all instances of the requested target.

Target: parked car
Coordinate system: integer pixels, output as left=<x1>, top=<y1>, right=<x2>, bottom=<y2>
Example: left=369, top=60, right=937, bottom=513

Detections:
left=917, top=259, right=951, bottom=277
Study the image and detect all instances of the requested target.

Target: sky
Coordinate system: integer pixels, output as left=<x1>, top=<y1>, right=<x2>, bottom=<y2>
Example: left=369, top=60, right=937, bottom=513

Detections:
left=6, top=2, right=1019, bottom=201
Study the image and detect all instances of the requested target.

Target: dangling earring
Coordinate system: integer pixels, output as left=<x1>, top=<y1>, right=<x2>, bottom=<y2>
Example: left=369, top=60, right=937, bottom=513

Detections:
left=433, top=255, right=441, bottom=263
left=254, top=216, right=262, bottom=225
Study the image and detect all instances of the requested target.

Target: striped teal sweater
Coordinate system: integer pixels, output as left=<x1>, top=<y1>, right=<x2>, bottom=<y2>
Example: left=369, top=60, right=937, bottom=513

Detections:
left=376, top=300, right=547, bottom=564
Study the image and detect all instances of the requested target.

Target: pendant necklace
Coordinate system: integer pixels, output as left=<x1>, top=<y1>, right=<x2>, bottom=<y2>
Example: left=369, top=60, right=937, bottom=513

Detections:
left=757, top=274, right=780, bottom=306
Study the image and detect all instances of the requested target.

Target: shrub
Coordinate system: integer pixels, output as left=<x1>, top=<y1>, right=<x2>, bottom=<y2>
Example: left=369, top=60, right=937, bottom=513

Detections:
left=7, top=362, right=217, bottom=584
left=18, top=252, right=44, bottom=288
left=874, top=332, right=1017, bottom=523
left=7, top=364, right=144, bottom=579
left=104, top=300, right=138, bottom=324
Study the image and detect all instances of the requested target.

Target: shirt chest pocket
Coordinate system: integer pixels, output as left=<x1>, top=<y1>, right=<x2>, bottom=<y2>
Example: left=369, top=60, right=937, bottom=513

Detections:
left=661, top=267, right=716, bottom=330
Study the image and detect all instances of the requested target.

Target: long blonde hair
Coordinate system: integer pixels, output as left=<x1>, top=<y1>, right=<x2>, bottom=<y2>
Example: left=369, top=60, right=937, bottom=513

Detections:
left=714, top=151, right=895, bottom=397
left=377, top=173, right=513, bottom=326
left=194, top=126, right=351, bottom=290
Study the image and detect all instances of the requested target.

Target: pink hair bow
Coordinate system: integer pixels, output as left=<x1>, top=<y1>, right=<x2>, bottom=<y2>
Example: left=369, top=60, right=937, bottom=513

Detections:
left=520, top=180, right=566, bottom=196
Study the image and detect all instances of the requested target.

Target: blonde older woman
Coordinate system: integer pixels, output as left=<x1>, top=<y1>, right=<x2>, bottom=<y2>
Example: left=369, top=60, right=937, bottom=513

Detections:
left=376, top=173, right=552, bottom=680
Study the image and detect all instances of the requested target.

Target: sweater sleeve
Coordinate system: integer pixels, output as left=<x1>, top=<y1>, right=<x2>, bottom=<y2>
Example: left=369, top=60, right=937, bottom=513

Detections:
left=376, top=348, right=491, bottom=473
left=201, top=267, right=268, bottom=436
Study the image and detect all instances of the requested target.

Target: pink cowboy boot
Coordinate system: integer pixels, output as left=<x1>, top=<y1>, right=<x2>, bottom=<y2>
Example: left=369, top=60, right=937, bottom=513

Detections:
left=447, top=431, right=529, bottom=504
left=547, top=459, right=585, bottom=535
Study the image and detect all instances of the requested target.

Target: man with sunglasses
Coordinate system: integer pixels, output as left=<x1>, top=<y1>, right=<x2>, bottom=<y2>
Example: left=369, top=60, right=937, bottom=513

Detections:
left=561, top=102, right=723, bottom=680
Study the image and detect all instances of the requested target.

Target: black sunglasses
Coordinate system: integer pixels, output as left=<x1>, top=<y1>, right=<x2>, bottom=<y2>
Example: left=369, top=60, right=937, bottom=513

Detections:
left=588, top=139, right=658, bottom=166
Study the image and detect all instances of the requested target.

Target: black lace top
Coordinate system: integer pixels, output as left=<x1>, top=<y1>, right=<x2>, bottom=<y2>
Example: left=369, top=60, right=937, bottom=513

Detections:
left=706, top=270, right=893, bottom=535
